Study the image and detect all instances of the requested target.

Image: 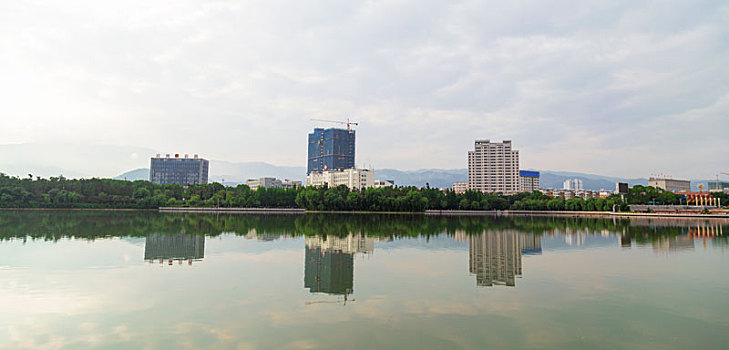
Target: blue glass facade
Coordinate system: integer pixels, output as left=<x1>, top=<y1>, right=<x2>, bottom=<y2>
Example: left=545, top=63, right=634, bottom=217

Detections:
left=307, top=128, right=355, bottom=174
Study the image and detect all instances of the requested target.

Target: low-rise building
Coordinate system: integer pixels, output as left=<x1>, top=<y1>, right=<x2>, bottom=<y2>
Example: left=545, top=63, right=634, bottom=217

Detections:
left=649, top=177, right=690, bottom=193
left=452, top=182, right=468, bottom=194
left=282, top=179, right=302, bottom=189
left=246, top=177, right=282, bottom=190
left=246, top=177, right=302, bottom=190
left=306, top=168, right=375, bottom=190
left=708, top=181, right=729, bottom=193
left=541, top=188, right=599, bottom=200
left=373, top=179, right=395, bottom=188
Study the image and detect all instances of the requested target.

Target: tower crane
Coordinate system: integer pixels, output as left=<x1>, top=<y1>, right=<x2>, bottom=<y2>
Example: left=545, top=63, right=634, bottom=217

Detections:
left=311, top=118, right=359, bottom=131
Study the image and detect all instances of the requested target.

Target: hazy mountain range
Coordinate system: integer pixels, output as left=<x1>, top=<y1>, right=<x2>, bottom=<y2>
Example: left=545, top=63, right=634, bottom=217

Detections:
left=115, top=163, right=708, bottom=191
left=0, top=143, right=718, bottom=191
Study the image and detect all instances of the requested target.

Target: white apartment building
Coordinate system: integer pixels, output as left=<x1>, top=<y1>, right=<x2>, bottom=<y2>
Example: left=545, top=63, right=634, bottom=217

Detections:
left=306, top=168, right=375, bottom=190
left=563, top=179, right=583, bottom=191
left=468, top=140, right=520, bottom=195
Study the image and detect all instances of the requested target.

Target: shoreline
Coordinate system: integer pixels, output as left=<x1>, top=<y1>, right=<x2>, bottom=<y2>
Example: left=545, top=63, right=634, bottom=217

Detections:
left=0, top=208, right=156, bottom=212
left=158, top=207, right=305, bottom=214
left=425, top=209, right=729, bottom=220
left=1, top=207, right=728, bottom=220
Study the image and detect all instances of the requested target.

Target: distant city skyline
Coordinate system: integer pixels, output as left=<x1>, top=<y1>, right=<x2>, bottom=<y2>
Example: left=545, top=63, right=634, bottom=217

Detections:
left=1, top=1, right=728, bottom=178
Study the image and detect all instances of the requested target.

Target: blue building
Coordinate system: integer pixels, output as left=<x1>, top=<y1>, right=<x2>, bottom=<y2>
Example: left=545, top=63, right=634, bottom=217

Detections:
left=150, top=154, right=209, bottom=186
left=307, top=128, right=355, bottom=174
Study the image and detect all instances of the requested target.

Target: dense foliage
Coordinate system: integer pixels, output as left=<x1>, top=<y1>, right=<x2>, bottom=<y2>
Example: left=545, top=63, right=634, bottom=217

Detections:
left=0, top=173, right=297, bottom=209
left=1, top=173, right=725, bottom=212
left=294, top=185, right=630, bottom=212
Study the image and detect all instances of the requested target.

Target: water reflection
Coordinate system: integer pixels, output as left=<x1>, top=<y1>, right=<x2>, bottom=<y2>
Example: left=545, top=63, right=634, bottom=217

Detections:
left=651, top=236, right=694, bottom=253
left=464, top=231, right=542, bottom=287
left=144, top=231, right=205, bottom=266
left=304, top=234, right=376, bottom=296
left=1, top=212, right=728, bottom=349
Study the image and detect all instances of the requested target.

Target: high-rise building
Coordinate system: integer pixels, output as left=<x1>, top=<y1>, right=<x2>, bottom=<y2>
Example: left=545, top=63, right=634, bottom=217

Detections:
left=150, top=154, right=209, bottom=186
left=519, top=171, right=540, bottom=193
left=563, top=178, right=583, bottom=191
left=467, top=140, right=520, bottom=195
left=307, top=128, right=355, bottom=174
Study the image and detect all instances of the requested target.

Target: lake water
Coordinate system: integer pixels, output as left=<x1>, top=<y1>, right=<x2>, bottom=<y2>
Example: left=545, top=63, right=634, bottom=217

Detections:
left=0, top=211, right=728, bottom=349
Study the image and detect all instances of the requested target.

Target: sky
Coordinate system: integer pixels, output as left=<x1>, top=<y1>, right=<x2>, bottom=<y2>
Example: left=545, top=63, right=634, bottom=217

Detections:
left=1, top=0, right=728, bottom=179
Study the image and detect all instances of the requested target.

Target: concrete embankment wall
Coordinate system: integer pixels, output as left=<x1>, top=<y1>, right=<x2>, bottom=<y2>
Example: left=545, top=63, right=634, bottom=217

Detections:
left=158, top=207, right=305, bottom=214
left=425, top=210, right=729, bottom=219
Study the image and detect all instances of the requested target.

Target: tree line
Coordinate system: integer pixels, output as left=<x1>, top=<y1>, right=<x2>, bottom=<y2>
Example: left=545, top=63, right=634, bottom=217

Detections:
left=1, top=173, right=725, bottom=212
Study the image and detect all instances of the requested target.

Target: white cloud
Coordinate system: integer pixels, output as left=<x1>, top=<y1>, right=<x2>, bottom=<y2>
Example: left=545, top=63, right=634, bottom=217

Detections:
left=0, top=0, right=727, bottom=178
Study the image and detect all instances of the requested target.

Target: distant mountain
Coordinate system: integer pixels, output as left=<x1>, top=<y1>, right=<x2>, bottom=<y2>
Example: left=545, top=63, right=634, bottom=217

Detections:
left=375, top=169, right=466, bottom=189
left=208, top=161, right=305, bottom=183
left=537, top=171, right=648, bottom=191
left=110, top=162, right=712, bottom=192
left=114, top=168, right=149, bottom=181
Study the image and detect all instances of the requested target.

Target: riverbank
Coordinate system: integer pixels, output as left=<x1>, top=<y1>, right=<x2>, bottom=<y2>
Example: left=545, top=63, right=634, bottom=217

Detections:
left=0, top=208, right=156, bottom=212
left=3, top=207, right=729, bottom=219
left=158, top=207, right=305, bottom=214
left=425, top=209, right=729, bottom=219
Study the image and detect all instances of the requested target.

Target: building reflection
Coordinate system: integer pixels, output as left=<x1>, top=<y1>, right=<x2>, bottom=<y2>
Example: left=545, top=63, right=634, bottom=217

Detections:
left=144, top=231, right=205, bottom=266
left=304, top=234, right=375, bottom=296
left=619, top=221, right=724, bottom=251
left=467, top=231, right=541, bottom=287
left=651, top=235, right=694, bottom=253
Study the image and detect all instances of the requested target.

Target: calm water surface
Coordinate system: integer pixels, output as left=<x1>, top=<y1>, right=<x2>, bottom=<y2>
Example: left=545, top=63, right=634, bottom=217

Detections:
left=0, top=211, right=727, bottom=349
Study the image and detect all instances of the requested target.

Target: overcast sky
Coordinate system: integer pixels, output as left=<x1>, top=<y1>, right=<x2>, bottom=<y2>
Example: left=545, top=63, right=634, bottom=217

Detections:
left=1, top=0, right=727, bottom=178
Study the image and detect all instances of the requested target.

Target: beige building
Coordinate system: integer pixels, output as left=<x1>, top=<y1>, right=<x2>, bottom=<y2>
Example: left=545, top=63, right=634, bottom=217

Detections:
left=468, top=140, right=520, bottom=195
left=648, top=177, right=691, bottom=193
left=306, top=168, right=374, bottom=190
left=452, top=182, right=468, bottom=194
